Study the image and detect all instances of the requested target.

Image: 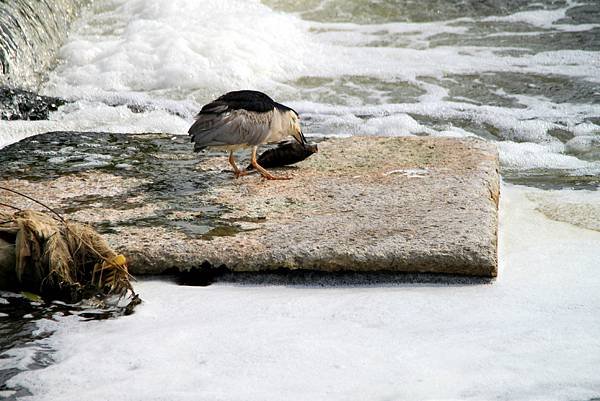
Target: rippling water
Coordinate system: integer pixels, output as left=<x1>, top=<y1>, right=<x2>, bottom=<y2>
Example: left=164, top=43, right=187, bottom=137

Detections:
left=0, top=0, right=86, bottom=89
left=1, top=0, right=599, bottom=399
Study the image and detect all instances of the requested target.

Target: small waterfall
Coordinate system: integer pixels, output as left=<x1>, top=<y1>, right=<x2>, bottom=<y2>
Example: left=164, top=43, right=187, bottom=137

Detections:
left=0, top=0, right=86, bottom=90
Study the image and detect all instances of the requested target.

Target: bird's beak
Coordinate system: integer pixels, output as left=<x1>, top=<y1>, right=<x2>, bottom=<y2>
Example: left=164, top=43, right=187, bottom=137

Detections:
left=297, top=130, right=307, bottom=145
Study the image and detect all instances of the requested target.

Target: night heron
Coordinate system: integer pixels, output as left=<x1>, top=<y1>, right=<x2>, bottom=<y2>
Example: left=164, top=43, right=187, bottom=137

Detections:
left=189, top=90, right=306, bottom=180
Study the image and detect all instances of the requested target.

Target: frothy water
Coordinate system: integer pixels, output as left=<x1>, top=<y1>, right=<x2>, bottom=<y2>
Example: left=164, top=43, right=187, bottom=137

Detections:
left=1, top=0, right=598, bottom=185
left=0, top=0, right=86, bottom=89
left=1, top=0, right=600, bottom=399
left=2, top=184, right=600, bottom=401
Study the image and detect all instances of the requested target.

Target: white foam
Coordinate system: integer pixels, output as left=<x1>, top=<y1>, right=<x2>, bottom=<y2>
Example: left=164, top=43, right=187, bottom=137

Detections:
left=364, top=113, right=430, bottom=136
left=572, top=122, right=600, bottom=137
left=43, top=0, right=314, bottom=100
left=497, top=141, right=599, bottom=172
left=565, top=135, right=600, bottom=155
left=292, top=95, right=597, bottom=150
left=526, top=187, right=600, bottom=232
left=40, top=0, right=600, bottom=101
left=340, top=113, right=433, bottom=137
left=50, top=101, right=191, bottom=134
left=554, top=23, right=600, bottom=32
left=482, top=1, right=600, bottom=34
left=2, top=345, right=42, bottom=371
left=482, top=6, right=568, bottom=29
left=6, top=184, right=600, bottom=401
left=0, top=104, right=191, bottom=150
left=0, top=121, right=63, bottom=150
left=311, top=20, right=469, bottom=47
left=306, top=46, right=600, bottom=85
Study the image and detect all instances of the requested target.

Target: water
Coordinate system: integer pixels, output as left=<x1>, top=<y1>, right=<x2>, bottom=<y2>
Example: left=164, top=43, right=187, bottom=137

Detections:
left=0, top=0, right=86, bottom=89
left=0, top=0, right=599, bottom=399
left=1, top=0, right=599, bottom=185
left=2, top=185, right=600, bottom=401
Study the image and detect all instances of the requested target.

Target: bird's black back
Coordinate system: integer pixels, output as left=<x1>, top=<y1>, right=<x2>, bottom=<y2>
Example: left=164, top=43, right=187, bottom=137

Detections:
left=198, top=90, right=296, bottom=115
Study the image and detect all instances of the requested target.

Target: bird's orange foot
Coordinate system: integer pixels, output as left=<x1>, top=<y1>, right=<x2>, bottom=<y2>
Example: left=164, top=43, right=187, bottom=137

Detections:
left=233, top=170, right=251, bottom=178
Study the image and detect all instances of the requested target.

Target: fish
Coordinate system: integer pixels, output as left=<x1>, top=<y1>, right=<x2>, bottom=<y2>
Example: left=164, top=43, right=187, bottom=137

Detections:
left=246, top=141, right=318, bottom=170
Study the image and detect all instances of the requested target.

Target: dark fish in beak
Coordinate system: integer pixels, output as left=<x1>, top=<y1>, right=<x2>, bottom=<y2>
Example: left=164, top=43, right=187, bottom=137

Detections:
left=295, top=130, right=307, bottom=145
left=247, top=141, right=318, bottom=170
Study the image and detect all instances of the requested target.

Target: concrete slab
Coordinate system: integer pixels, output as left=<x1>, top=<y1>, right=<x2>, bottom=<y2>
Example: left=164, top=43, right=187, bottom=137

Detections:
left=0, top=132, right=499, bottom=276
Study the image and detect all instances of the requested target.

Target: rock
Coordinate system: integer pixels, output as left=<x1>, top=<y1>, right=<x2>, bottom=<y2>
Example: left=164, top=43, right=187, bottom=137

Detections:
left=0, top=132, right=499, bottom=277
left=0, top=87, right=67, bottom=120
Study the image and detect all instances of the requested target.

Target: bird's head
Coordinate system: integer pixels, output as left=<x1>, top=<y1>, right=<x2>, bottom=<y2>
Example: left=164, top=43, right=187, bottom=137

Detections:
left=287, top=110, right=306, bottom=145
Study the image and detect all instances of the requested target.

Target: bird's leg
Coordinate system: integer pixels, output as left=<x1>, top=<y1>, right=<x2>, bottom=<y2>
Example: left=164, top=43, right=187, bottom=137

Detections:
left=229, top=151, right=249, bottom=178
left=251, top=146, right=291, bottom=180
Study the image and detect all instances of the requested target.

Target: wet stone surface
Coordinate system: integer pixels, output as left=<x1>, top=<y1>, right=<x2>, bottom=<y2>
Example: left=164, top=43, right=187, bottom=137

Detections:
left=0, top=132, right=500, bottom=276
left=0, top=132, right=235, bottom=238
left=0, top=87, right=66, bottom=120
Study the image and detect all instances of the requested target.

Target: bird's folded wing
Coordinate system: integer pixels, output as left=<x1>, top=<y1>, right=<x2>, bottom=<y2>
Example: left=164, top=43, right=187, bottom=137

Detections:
left=189, top=109, right=273, bottom=150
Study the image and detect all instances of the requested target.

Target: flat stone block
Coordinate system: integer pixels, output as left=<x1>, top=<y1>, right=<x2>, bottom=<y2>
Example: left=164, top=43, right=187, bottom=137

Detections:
left=0, top=132, right=499, bottom=276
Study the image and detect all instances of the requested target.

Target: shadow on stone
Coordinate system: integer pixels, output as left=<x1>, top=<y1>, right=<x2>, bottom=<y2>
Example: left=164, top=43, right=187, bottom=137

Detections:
left=173, top=267, right=495, bottom=288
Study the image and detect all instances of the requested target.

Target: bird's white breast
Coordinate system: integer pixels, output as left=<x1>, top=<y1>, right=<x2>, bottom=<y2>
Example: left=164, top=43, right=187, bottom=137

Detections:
left=265, top=109, right=289, bottom=143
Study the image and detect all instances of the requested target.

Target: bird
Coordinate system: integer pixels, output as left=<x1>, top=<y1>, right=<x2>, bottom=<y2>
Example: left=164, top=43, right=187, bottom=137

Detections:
left=188, top=90, right=306, bottom=180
